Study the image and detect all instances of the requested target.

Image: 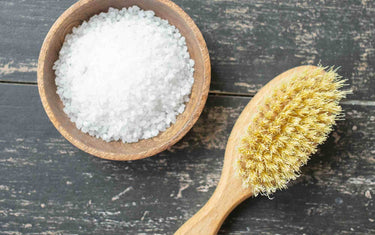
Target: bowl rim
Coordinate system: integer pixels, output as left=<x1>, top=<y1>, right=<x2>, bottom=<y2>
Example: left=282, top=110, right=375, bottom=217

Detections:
left=37, top=0, right=211, bottom=161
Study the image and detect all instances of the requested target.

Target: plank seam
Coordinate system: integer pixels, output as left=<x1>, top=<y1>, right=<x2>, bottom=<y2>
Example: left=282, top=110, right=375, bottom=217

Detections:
left=0, top=81, right=374, bottom=106
left=0, top=80, right=37, bottom=86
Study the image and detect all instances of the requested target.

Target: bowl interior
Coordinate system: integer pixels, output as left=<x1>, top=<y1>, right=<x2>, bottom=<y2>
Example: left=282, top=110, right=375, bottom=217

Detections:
left=38, top=0, right=210, bottom=160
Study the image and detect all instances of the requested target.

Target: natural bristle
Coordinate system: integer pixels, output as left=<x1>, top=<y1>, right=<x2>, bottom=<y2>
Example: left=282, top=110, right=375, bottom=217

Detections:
left=235, top=66, right=349, bottom=196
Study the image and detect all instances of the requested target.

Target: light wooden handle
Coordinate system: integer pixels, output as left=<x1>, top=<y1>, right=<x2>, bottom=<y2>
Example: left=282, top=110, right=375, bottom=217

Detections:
left=175, top=176, right=251, bottom=235
left=175, top=66, right=318, bottom=235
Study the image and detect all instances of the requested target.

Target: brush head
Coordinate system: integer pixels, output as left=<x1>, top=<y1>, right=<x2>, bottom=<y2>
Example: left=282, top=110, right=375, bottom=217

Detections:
left=235, top=66, right=348, bottom=196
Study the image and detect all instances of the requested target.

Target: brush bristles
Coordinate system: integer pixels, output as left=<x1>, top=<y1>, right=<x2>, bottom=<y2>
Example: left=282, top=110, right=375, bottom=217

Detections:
left=235, top=66, right=349, bottom=197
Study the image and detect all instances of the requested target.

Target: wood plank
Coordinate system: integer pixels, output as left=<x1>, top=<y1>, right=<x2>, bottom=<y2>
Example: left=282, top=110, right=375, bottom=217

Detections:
left=0, top=0, right=75, bottom=82
left=1, top=0, right=374, bottom=100
left=0, top=84, right=374, bottom=234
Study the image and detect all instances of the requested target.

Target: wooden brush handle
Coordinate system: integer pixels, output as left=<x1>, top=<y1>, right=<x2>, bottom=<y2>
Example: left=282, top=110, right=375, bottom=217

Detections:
left=175, top=174, right=251, bottom=235
left=175, top=66, right=318, bottom=235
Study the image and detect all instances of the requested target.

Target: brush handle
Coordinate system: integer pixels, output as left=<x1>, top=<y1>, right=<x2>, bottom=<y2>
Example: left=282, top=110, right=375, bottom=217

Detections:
left=174, top=175, right=251, bottom=235
left=175, top=66, right=318, bottom=235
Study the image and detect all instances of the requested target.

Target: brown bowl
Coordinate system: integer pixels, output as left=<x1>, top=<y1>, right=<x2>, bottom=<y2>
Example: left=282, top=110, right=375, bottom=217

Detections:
left=38, top=0, right=210, bottom=161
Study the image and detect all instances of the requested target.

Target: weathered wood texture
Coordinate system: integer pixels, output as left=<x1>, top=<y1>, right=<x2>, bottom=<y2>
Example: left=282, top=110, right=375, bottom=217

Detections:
left=0, top=84, right=374, bottom=234
left=1, top=0, right=375, bottom=100
left=1, top=0, right=374, bottom=234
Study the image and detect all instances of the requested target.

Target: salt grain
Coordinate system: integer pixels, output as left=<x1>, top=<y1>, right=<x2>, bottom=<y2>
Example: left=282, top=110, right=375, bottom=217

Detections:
left=54, top=6, right=194, bottom=143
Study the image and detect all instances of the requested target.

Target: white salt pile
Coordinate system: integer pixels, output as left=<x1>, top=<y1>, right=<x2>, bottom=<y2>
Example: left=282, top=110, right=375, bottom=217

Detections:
left=54, top=6, right=194, bottom=143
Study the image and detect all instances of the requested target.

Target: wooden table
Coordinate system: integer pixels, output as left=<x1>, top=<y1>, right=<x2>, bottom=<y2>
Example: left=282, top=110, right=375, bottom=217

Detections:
left=1, top=0, right=374, bottom=234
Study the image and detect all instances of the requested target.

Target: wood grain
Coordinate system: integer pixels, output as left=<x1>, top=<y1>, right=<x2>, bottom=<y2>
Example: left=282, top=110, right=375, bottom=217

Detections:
left=1, top=0, right=374, bottom=233
left=0, top=84, right=374, bottom=234
left=37, top=0, right=210, bottom=161
left=1, top=0, right=375, bottom=100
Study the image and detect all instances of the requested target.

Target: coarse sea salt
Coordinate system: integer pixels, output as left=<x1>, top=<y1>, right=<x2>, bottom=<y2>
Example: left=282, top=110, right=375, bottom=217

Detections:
left=53, top=6, right=194, bottom=143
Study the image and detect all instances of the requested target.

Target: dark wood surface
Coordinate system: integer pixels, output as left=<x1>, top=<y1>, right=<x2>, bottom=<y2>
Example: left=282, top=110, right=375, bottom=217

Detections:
left=0, top=0, right=374, bottom=234
left=1, top=0, right=375, bottom=100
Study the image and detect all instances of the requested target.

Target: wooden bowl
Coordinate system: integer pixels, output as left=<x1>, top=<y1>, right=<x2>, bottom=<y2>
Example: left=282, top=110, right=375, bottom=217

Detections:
left=37, top=0, right=210, bottom=161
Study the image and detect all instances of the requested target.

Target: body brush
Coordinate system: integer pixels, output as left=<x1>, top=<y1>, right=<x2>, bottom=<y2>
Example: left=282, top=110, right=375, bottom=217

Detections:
left=175, top=65, right=348, bottom=235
